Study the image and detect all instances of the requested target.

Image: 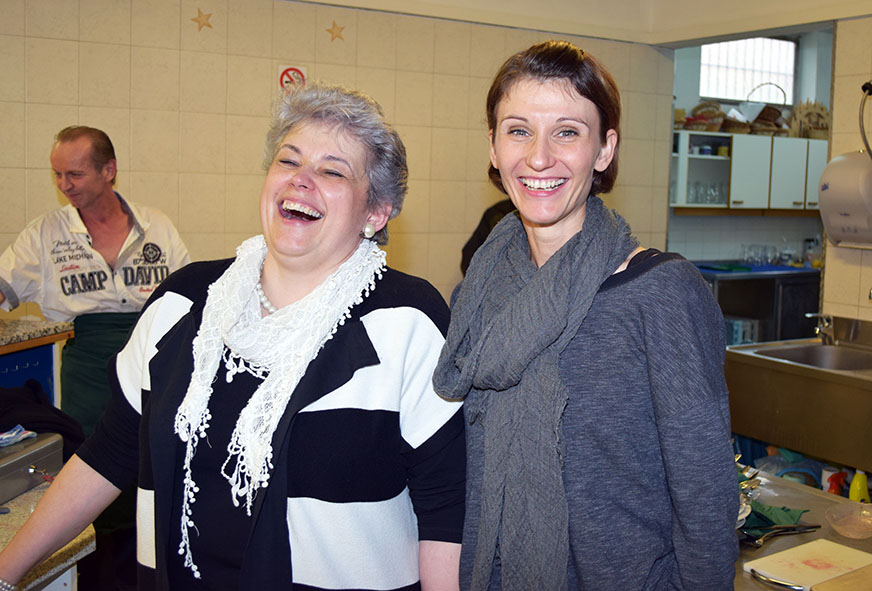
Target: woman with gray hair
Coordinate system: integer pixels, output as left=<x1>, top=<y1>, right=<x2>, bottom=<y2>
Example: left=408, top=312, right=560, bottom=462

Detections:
left=0, top=83, right=464, bottom=591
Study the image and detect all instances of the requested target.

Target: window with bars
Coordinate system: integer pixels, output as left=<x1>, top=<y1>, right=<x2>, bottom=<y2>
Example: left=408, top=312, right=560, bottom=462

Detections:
left=699, top=37, right=795, bottom=105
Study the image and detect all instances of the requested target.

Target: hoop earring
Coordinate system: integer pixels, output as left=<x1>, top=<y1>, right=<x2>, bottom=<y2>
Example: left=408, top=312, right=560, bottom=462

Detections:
left=363, top=221, right=376, bottom=239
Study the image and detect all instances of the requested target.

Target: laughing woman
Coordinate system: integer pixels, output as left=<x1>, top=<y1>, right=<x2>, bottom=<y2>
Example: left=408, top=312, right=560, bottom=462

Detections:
left=434, top=41, right=738, bottom=590
left=0, top=84, right=464, bottom=591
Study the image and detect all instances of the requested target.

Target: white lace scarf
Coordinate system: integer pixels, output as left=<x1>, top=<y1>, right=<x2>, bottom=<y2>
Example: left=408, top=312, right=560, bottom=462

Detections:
left=173, top=235, right=386, bottom=578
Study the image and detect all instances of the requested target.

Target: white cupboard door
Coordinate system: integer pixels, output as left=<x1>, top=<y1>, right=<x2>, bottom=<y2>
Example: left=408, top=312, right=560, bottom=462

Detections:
left=770, top=137, right=808, bottom=209
left=729, top=135, right=771, bottom=208
left=805, top=139, right=828, bottom=210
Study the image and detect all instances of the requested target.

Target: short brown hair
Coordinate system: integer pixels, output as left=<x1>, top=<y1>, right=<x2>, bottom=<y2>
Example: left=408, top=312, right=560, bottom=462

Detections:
left=55, top=126, right=117, bottom=185
left=486, top=40, right=621, bottom=196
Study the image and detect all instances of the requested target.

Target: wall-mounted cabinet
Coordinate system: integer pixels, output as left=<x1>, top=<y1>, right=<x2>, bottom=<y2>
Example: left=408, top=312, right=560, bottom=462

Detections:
left=670, top=131, right=828, bottom=212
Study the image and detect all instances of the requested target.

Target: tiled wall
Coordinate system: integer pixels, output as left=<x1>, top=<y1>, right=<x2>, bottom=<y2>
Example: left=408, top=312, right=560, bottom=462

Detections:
left=822, top=16, right=872, bottom=320
left=0, top=0, right=672, bottom=309
left=667, top=213, right=822, bottom=262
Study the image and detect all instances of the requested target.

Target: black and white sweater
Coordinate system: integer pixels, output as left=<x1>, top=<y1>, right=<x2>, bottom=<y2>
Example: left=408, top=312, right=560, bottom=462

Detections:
left=77, top=259, right=465, bottom=591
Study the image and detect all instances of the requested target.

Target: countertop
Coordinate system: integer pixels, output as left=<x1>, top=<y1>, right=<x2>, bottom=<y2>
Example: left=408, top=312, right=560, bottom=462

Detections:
left=695, top=261, right=821, bottom=281
left=735, top=472, right=872, bottom=590
left=0, top=320, right=74, bottom=355
left=0, top=482, right=95, bottom=590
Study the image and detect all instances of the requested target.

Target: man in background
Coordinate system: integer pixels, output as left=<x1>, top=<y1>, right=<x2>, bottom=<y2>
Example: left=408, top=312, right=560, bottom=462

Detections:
left=0, top=125, right=190, bottom=589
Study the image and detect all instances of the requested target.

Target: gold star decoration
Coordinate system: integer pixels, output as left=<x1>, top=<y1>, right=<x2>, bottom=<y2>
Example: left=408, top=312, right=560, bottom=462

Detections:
left=325, top=20, right=344, bottom=42
left=191, top=8, right=213, bottom=32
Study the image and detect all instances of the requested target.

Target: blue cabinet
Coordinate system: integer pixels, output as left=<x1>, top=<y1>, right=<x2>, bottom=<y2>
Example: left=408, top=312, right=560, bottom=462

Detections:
left=0, top=344, right=56, bottom=404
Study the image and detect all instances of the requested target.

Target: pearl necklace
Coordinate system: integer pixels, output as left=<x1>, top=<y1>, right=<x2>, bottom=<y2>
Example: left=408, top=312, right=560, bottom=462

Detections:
left=254, top=280, right=278, bottom=314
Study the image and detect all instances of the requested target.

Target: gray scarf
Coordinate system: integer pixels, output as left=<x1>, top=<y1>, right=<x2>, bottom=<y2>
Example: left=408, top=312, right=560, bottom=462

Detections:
left=433, top=195, right=638, bottom=590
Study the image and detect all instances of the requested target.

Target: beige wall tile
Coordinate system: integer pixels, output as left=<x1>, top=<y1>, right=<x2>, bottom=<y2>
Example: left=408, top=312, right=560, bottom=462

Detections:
left=180, top=0, right=227, bottom=53
left=834, top=18, right=872, bottom=77
left=468, top=24, right=507, bottom=79
left=80, top=0, right=131, bottom=44
left=627, top=44, right=660, bottom=93
left=224, top=174, right=263, bottom=234
left=395, top=71, right=433, bottom=127
left=25, top=103, right=78, bottom=168
left=859, top=249, right=872, bottom=311
left=315, top=6, right=357, bottom=66
left=0, top=102, right=25, bottom=167
left=432, top=75, right=470, bottom=130
left=467, top=77, right=490, bottom=130
left=427, top=232, right=464, bottom=286
left=464, top=181, right=506, bottom=233
left=223, top=232, right=252, bottom=257
left=593, top=42, right=631, bottom=90
left=0, top=35, right=25, bottom=102
left=385, top=232, right=428, bottom=278
left=396, top=125, right=432, bottom=181
left=131, top=109, right=179, bottom=171
left=824, top=245, right=862, bottom=306
left=25, top=168, right=65, bottom=222
left=128, top=171, right=180, bottom=223
left=653, top=93, right=674, bottom=144
left=180, top=112, right=226, bottom=173
left=610, top=185, right=653, bottom=234
left=180, top=51, right=227, bottom=113
left=227, top=55, right=273, bottom=116
left=80, top=43, right=131, bottom=108
left=823, top=301, right=859, bottom=319
left=356, top=11, right=396, bottom=69
left=25, top=38, right=78, bottom=105
left=226, top=115, right=270, bottom=174
left=272, top=0, right=316, bottom=62
left=651, top=136, right=671, bottom=188
left=131, top=0, right=180, bottom=49
left=313, top=63, right=357, bottom=89
left=0, top=168, right=26, bottom=231
left=182, top=231, right=225, bottom=261
left=618, top=139, right=655, bottom=186
left=228, top=0, right=272, bottom=57
left=431, top=128, right=468, bottom=181
left=434, top=20, right=470, bottom=76
left=465, top=129, right=490, bottom=183
left=428, top=180, right=467, bottom=232
left=395, top=15, right=433, bottom=73
left=623, top=91, right=657, bottom=140
left=0, top=0, right=24, bottom=35
left=78, top=106, right=132, bottom=172
left=131, top=46, right=180, bottom=110
left=390, top=179, right=430, bottom=235
left=179, top=172, right=224, bottom=232
left=830, top=131, right=863, bottom=156
left=654, top=47, right=674, bottom=96
left=26, top=0, right=77, bottom=40
left=355, top=67, right=396, bottom=123
left=831, top=74, right=872, bottom=134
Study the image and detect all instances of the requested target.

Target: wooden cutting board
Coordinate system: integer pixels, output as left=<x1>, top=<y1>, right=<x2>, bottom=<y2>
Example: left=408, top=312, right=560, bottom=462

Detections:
left=811, top=564, right=872, bottom=590
left=744, top=539, right=872, bottom=590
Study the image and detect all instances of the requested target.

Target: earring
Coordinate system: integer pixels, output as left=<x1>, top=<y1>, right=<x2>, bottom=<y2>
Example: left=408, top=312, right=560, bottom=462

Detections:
left=363, top=221, right=376, bottom=239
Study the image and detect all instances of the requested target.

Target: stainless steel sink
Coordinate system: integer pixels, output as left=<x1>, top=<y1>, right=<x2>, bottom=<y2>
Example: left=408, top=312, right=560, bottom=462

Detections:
left=754, top=343, right=872, bottom=371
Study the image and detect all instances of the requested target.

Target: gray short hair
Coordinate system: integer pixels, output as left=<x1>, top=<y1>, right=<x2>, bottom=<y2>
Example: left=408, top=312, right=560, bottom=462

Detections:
left=263, top=83, right=408, bottom=245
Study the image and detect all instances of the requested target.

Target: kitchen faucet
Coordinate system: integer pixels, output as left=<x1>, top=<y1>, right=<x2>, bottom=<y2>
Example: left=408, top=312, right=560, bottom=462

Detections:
left=804, top=313, right=834, bottom=345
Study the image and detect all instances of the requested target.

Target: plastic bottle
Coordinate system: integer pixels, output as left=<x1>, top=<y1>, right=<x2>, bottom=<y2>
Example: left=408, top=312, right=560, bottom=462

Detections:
left=849, top=469, right=871, bottom=503
left=827, top=471, right=848, bottom=496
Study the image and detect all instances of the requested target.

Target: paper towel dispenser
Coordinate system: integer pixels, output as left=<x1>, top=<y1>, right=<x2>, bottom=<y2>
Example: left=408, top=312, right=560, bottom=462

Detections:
left=818, top=80, right=872, bottom=248
left=818, top=151, right=872, bottom=248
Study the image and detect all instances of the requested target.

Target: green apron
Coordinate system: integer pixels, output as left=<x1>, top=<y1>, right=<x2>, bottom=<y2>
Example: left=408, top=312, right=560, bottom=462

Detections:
left=61, top=312, right=139, bottom=534
left=61, top=312, right=138, bottom=438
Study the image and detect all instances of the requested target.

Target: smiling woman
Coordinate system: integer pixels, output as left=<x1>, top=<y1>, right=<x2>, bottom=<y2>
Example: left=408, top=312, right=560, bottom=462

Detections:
left=434, top=40, right=739, bottom=591
left=0, top=84, right=465, bottom=591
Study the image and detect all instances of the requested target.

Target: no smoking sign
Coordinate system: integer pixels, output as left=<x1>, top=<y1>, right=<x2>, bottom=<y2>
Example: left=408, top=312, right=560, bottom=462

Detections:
left=279, top=66, right=307, bottom=91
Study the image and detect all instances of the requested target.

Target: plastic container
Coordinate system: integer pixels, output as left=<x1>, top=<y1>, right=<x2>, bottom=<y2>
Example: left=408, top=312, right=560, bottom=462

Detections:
left=849, top=469, right=871, bottom=503
left=825, top=501, right=872, bottom=539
